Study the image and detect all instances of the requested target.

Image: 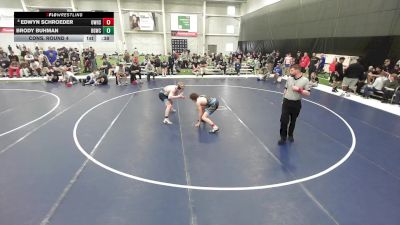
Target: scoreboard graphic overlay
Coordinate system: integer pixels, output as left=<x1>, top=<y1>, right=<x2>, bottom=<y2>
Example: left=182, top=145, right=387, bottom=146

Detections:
left=14, top=12, right=114, bottom=42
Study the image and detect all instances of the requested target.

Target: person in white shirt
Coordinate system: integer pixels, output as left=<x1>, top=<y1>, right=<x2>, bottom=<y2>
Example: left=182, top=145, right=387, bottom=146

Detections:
left=115, top=63, right=127, bottom=85
left=363, top=74, right=388, bottom=98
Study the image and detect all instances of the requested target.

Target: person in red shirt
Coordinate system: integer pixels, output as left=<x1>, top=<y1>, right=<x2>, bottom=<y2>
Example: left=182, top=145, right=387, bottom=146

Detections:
left=299, top=52, right=310, bottom=73
left=328, top=58, right=337, bottom=83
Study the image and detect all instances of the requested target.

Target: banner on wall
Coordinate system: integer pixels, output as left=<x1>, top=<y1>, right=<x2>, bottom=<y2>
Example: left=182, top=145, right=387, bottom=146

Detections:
left=129, top=12, right=155, bottom=31
left=0, top=8, right=16, bottom=32
left=170, top=13, right=197, bottom=37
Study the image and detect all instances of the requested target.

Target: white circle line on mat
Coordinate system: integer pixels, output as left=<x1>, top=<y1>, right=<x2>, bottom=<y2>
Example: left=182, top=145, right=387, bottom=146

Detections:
left=0, top=89, right=60, bottom=137
left=73, top=85, right=356, bottom=191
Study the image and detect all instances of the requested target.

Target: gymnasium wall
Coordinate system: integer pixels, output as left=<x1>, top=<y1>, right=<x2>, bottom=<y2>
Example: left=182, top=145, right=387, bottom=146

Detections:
left=0, top=0, right=241, bottom=55
left=238, top=0, right=400, bottom=65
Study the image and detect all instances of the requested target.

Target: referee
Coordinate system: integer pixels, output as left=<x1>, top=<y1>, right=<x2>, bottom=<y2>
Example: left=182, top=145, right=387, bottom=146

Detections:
left=279, top=64, right=311, bottom=145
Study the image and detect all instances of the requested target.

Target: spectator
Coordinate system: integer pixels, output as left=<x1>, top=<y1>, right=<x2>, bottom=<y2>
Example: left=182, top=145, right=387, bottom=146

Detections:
left=328, top=58, right=337, bottom=83
left=45, top=67, right=60, bottom=83
left=115, top=63, right=127, bottom=85
left=161, top=59, right=168, bottom=77
left=283, top=53, right=293, bottom=76
left=192, top=59, right=200, bottom=76
left=145, top=61, right=156, bottom=81
left=333, top=57, right=345, bottom=92
left=308, top=53, right=319, bottom=79
left=154, top=55, right=161, bottom=75
left=24, top=51, right=34, bottom=64
left=8, top=51, right=19, bottom=78
left=167, top=53, right=174, bottom=75
left=382, top=59, right=393, bottom=74
left=200, top=57, right=208, bottom=77
left=0, top=48, right=10, bottom=77
left=272, top=63, right=283, bottom=83
left=299, top=52, right=310, bottom=73
left=367, top=66, right=386, bottom=84
left=129, top=60, right=141, bottom=84
left=317, top=54, right=326, bottom=74
left=362, top=72, right=388, bottom=98
left=88, top=47, right=97, bottom=71
left=341, top=58, right=364, bottom=97
left=234, top=59, right=241, bottom=75
left=44, top=47, right=57, bottom=65
left=100, top=58, right=113, bottom=75
left=381, top=73, right=399, bottom=103
left=295, top=51, right=302, bottom=64
left=123, top=50, right=130, bottom=63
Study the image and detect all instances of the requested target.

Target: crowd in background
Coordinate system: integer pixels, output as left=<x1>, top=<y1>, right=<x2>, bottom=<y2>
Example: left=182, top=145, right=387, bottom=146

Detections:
left=0, top=44, right=399, bottom=104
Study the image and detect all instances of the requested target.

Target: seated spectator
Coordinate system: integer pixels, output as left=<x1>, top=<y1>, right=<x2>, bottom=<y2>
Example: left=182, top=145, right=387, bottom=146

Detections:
left=19, top=62, right=30, bottom=77
left=129, top=60, right=141, bottom=84
left=272, top=63, right=283, bottom=83
left=145, top=61, right=156, bottom=81
left=368, top=66, right=386, bottom=84
left=381, top=73, right=399, bottom=103
left=100, top=58, right=113, bottom=75
left=45, top=67, right=61, bottom=83
left=24, top=51, right=34, bottom=64
left=382, top=59, right=393, bottom=74
left=38, top=51, right=50, bottom=76
left=234, top=59, right=241, bottom=75
left=363, top=73, right=388, bottom=98
left=199, top=58, right=208, bottom=77
left=0, top=58, right=10, bottom=77
left=309, top=71, right=319, bottom=87
left=115, top=63, right=127, bottom=85
left=192, top=60, right=200, bottom=76
left=8, top=52, right=20, bottom=78
left=29, top=59, right=41, bottom=76
left=217, top=60, right=227, bottom=75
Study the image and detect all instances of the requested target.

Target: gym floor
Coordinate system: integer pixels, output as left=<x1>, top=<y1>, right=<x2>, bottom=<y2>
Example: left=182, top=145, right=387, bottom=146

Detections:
left=0, top=78, right=399, bottom=225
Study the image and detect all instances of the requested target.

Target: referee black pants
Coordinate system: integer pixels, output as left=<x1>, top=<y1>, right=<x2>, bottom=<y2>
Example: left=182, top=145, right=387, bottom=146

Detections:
left=280, top=98, right=302, bottom=139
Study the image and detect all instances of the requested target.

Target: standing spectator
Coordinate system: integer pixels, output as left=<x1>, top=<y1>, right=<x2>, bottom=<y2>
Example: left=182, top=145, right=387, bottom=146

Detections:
left=167, top=53, right=174, bottom=75
left=317, top=54, right=326, bottom=74
left=283, top=53, right=293, bottom=76
left=161, top=59, right=168, bottom=77
left=332, top=57, right=345, bottom=92
left=328, top=58, right=337, bottom=83
left=341, top=58, right=365, bottom=97
left=299, top=52, right=310, bottom=73
left=154, top=55, right=161, bottom=76
left=294, top=51, right=302, bottom=64
left=308, top=53, right=319, bottom=79
left=88, top=47, right=97, bottom=71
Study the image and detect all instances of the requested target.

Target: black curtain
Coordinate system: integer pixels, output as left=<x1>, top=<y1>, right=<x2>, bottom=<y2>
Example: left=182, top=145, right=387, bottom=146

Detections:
left=239, top=36, right=399, bottom=67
